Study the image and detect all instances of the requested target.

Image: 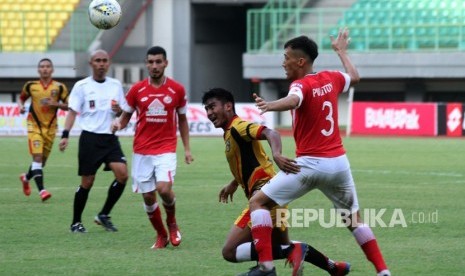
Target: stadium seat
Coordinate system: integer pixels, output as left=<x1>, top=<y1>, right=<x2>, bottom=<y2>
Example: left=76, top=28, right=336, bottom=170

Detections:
left=439, top=39, right=459, bottom=48
left=0, top=0, right=78, bottom=51
left=331, top=0, right=464, bottom=51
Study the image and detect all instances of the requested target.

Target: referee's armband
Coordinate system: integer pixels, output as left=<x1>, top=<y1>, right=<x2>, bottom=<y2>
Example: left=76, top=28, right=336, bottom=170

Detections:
left=61, top=130, right=70, bottom=139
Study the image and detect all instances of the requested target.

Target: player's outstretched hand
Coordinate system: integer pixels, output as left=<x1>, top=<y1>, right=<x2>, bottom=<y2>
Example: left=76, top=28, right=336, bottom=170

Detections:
left=253, top=93, right=268, bottom=115
left=219, top=182, right=238, bottom=203
left=273, top=153, right=300, bottom=174
left=59, top=138, right=68, bottom=152
left=330, top=27, right=351, bottom=53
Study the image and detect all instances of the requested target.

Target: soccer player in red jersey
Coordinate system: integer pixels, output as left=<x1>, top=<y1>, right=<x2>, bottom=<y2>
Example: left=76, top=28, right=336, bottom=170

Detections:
left=203, top=87, right=351, bottom=276
left=18, top=58, right=69, bottom=201
left=112, top=46, right=194, bottom=249
left=243, top=29, right=391, bottom=276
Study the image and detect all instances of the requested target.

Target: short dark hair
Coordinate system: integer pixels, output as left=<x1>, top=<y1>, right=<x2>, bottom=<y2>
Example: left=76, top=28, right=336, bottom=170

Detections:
left=284, top=35, right=318, bottom=62
left=38, top=58, right=53, bottom=68
left=202, top=88, right=236, bottom=113
left=146, top=46, right=166, bottom=59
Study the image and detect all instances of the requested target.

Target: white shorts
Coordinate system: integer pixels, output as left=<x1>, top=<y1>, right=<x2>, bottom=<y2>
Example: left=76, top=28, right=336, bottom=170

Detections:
left=131, top=153, right=177, bottom=194
left=261, top=154, right=360, bottom=213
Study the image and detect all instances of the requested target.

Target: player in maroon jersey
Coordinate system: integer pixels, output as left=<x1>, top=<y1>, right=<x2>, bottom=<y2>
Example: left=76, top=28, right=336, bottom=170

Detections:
left=242, top=29, right=391, bottom=276
left=112, top=46, right=193, bottom=249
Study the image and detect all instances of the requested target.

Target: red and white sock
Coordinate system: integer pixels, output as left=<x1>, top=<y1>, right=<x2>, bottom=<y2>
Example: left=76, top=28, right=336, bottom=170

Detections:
left=353, top=224, right=388, bottom=273
left=250, top=209, right=274, bottom=270
left=145, top=203, right=167, bottom=237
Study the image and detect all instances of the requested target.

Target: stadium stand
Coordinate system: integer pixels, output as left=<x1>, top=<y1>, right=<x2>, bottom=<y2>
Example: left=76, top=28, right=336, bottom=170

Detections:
left=247, top=0, right=465, bottom=53
left=0, top=0, right=80, bottom=51
left=331, top=0, right=465, bottom=51
left=243, top=0, right=465, bottom=108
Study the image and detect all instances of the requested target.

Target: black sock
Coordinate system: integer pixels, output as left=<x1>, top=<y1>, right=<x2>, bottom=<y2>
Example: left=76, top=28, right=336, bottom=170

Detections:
left=250, top=243, right=288, bottom=261
left=26, top=165, right=32, bottom=180
left=31, top=169, right=44, bottom=191
left=304, top=243, right=333, bottom=272
left=99, top=180, right=125, bottom=215
left=72, top=186, right=90, bottom=224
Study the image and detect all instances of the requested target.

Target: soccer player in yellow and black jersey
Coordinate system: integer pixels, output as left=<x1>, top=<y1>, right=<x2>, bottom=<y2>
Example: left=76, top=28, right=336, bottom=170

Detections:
left=202, top=88, right=350, bottom=276
left=18, top=58, right=69, bottom=202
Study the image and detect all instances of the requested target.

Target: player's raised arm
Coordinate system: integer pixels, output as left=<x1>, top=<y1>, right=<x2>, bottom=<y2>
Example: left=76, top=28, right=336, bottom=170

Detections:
left=330, top=28, right=360, bottom=85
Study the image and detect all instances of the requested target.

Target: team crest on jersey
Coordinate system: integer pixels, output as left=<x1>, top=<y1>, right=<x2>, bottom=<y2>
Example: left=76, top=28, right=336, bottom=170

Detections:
left=163, top=95, right=172, bottom=104
left=33, top=140, right=41, bottom=148
left=146, top=98, right=167, bottom=116
left=51, top=90, right=58, bottom=97
left=225, top=139, right=230, bottom=152
left=89, top=100, right=95, bottom=109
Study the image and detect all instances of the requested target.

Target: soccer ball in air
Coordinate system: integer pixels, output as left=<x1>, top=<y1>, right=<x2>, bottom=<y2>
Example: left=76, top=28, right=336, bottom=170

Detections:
left=88, top=0, right=122, bottom=30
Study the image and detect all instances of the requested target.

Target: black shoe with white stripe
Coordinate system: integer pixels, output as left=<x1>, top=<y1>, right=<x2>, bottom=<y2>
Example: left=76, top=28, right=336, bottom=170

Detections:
left=70, top=222, right=87, bottom=233
left=94, top=214, right=118, bottom=232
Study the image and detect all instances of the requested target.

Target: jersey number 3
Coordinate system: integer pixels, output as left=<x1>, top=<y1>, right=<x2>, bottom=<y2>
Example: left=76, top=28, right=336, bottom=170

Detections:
left=321, top=101, right=334, bottom=136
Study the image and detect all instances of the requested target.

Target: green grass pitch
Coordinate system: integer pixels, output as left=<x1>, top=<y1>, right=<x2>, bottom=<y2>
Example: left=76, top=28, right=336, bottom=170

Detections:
left=0, top=135, right=463, bottom=275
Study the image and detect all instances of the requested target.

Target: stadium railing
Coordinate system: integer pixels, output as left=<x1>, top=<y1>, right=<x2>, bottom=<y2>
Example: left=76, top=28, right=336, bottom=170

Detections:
left=246, top=4, right=465, bottom=53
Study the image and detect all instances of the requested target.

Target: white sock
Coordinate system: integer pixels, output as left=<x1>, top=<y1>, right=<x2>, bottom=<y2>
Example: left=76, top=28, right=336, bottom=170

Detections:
left=260, top=261, right=274, bottom=271
left=235, top=242, right=291, bottom=262
left=352, top=224, right=375, bottom=246
left=144, top=202, right=158, bottom=213
left=235, top=242, right=252, bottom=262
left=31, top=161, right=42, bottom=170
left=250, top=209, right=273, bottom=228
left=377, top=269, right=391, bottom=276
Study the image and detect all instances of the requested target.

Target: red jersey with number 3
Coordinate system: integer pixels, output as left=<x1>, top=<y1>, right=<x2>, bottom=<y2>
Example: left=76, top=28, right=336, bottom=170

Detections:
left=288, top=71, right=350, bottom=157
left=126, top=77, right=187, bottom=155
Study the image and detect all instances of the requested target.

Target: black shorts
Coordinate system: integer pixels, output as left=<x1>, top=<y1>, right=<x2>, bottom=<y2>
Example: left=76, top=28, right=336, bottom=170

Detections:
left=78, top=130, right=127, bottom=176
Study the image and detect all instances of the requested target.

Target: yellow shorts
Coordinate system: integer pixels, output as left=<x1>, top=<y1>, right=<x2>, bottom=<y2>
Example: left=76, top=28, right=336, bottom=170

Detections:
left=27, top=124, right=56, bottom=159
left=234, top=205, right=288, bottom=232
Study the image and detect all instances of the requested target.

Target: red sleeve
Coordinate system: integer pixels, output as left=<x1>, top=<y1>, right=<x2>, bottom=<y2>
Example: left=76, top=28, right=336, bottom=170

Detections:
left=256, top=125, right=266, bottom=139
left=333, top=71, right=347, bottom=94
left=19, top=92, right=29, bottom=102
left=125, top=83, right=138, bottom=109
left=19, top=82, right=31, bottom=102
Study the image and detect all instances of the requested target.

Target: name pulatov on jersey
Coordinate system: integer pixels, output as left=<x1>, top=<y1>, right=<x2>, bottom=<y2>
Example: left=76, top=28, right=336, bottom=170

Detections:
left=312, top=83, right=333, bottom=97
